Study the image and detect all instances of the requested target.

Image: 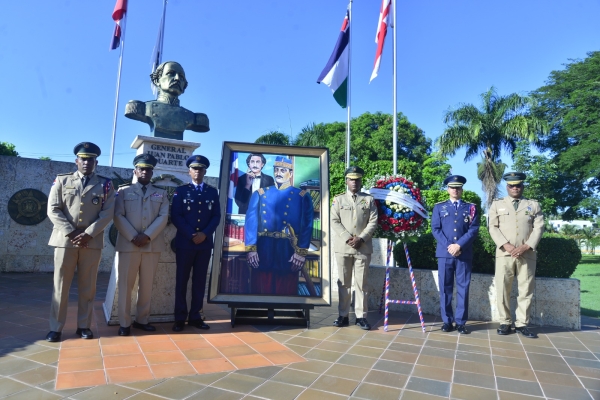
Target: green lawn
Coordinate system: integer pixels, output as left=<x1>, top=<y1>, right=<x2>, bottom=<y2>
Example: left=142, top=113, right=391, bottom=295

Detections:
left=571, top=255, right=600, bottom=318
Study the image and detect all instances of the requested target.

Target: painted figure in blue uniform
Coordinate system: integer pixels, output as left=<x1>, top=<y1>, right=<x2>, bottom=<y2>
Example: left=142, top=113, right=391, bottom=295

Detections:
left=245, top=156, right=314, bottom=295
left=171, top=155, right=221, bottom=331
left=431, top=175, right=479, bottom=334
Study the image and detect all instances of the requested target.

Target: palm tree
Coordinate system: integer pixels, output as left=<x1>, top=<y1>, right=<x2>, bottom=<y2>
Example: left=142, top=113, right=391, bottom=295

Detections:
left=293, top=123, right=328, bottom=147
left=437, top=87, right=547, bottom=209
left=254, top=131, right=290, bottom=145
left=580, top=226, right=598, bottom=254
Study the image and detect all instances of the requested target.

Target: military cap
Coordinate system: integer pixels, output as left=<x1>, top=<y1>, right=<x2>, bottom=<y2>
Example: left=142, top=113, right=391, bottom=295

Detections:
left=186, top=154, right=210, bottom=169
left=133, top=154, right=157, bottom=169
left=73, top=142, right=101, bottom=158
left=345, top=166, right=364, bottom=179
left=273, top=156, right=293, bottom=169
left=443, top=175, right=467, bottom=187
left=503, top=171, right=526, bottom=184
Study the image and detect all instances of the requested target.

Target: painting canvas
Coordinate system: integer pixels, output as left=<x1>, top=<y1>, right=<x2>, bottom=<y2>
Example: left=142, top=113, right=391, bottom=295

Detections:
left=208, top=142, right=331, bottom=306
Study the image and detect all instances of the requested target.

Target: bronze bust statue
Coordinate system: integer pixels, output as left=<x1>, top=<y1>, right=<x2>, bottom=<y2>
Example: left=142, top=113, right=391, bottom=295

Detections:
left=125, top=61, right=209, bottom=140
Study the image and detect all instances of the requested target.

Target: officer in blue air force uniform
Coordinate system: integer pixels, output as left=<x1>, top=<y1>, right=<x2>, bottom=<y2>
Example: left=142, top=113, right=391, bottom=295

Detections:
left=431, top=175, right=479, bottom=334
left=171, top=155, right=221, bottom=332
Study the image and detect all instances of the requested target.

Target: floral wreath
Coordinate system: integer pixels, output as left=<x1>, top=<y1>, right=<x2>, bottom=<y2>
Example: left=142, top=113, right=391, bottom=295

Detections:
left=364, top=174, right=428, bottom=241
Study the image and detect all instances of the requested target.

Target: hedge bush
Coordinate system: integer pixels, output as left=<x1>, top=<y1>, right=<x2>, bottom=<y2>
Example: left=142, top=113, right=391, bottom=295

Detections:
left=536, top=233, right=582, bottom=278
left=391, top=231, right=580, bottom=278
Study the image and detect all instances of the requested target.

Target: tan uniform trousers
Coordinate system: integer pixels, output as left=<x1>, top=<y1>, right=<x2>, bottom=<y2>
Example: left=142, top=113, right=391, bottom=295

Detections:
left=336, top=253, right=370, bottom=319
left=49, top=247, right=102, bottom=332
left=117, top=252, right=160, bottom=327
left=495, top=256, right=536, bottom=327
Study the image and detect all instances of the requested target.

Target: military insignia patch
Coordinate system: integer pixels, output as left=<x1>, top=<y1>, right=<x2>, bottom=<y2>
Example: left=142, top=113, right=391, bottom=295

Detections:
left=92, top=197, right=100, bottom=205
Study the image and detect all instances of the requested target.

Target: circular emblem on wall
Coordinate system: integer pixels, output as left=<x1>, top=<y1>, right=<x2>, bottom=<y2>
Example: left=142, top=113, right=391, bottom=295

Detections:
left=8, top=189, right=48, bottom=225
left=109, top=223, right=119, bottom=247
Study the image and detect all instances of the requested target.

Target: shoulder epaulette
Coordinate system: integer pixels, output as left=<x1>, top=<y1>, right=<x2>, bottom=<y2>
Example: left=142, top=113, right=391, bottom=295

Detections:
left=333, top=193, right=344, bottom=198
left=205, top=183, right=216, bottom=189
left=434, top=200, right=448, bottom=205
left=299, top=190, right=307, bottom=197
left=151, top=184, right=163, bottom=189
left=258, top=188, right=265, bottom=195
left=118, top=183, right=132, bottom=188
left=56, top=173, right=72, bottom=176
left=97, top=175, right=110, bottom=180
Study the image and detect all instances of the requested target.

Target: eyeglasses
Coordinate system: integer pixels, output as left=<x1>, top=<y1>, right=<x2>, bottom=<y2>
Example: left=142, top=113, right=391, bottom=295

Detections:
left=507, top=184, right=523, bottom=188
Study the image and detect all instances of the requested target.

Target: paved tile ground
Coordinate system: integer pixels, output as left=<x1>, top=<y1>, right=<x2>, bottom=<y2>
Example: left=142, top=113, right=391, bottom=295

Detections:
left=0, top=272, right=599, bottom=399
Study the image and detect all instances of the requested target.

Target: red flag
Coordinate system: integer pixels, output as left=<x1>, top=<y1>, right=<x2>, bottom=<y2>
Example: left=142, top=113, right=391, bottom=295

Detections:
left=110, top=0, right=128, bottom=50
left=370, top=0, right=392, bottom=82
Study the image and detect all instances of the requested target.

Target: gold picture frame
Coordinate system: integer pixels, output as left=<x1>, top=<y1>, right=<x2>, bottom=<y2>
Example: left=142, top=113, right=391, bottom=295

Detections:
left=207, top=142, right=331, bottom=307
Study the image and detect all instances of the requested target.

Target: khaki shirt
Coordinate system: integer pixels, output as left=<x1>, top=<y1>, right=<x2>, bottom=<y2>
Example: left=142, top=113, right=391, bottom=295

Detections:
left=331, top=191, right=378, bottom=255
left=114, top=182, right=169, bottom=253
left=47, top=171, right=115, bottom=249
left=488, top=197, right=544, bottom=260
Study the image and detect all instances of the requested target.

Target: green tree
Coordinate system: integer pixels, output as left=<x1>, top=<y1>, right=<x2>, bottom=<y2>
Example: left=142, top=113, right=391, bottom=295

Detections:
left=326, top=112, right=431, bottom=165
left=421, top=151, right=452, bottom=190
left=39, top=156, right=52, bottom=161
left=293, top=122, right=328, bottom=147
left=254, top=131, right=290, bottom=145
left=532, top=52, right=600, bottom=218
left=580, top=226, right=598, bottom=254
left=0, top=142, right=18, bottom=156
left=437, top=87, right=547, bottom=209
left=511, top=141, right=559, bottom=216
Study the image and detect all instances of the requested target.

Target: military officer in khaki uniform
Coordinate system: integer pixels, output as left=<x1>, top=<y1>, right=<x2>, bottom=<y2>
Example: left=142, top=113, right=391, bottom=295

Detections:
left=488, top=172, right=544, bottom=338
left=331, top=167, right=378, bottom=330
left=114, top=154, right=169, bottom=336
left=46, top=142, right=115, bottom=342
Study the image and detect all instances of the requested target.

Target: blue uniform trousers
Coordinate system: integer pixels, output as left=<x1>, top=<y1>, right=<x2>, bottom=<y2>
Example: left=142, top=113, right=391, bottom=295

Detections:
left=438, top=257, right=472, bottom=325
left=174, top=249, right=211, bottom=322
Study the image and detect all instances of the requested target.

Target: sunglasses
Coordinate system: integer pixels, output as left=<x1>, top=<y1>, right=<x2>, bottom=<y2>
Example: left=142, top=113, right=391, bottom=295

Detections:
left=507, top=184, right=523, bottom=188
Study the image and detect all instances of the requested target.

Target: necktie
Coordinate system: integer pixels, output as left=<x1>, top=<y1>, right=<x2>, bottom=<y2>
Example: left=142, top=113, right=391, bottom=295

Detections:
left=453, top=201, right=458, bottom=209
left=513, top=199, right=519, bottom=211
left=352, top=194, right=357, bottom=202
left=82, top=176, right=89, bottom=188
left=142, top=185, right=147, bottom=195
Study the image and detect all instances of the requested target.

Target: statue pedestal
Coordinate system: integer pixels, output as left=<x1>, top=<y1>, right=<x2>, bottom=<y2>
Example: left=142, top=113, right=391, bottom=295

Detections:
left=131, top=135, right=201, bottom=176
left=103, top=135, right=211, bottom=325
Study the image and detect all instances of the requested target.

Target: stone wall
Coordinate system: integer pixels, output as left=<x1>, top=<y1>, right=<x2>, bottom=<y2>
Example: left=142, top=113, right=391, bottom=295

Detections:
left=0, top=155, right=217, bottom=274
left=355, top=239, right=580, bottom=329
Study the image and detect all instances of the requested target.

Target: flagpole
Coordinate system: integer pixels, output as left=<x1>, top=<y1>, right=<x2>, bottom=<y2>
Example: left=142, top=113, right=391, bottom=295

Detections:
left=153, top=0, right=168, bottom=99
left=346, top=0, right=353, bottom=169
left=392, top=0, right=397, bottom=175
left=109, top=15, right=126, bottom=168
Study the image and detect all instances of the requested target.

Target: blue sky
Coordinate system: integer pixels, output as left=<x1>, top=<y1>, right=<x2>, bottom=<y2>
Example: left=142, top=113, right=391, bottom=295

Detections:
left=1, top=0, right=598, bottom=200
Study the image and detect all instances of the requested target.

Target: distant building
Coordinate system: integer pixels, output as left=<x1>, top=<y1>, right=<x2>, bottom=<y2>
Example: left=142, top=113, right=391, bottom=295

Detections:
left=549, top=220, right=597, bottom=230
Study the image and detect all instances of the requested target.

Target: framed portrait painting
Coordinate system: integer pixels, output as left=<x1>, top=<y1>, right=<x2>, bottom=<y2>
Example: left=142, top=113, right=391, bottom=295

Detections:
left=208, top=142, right=331, bottom=307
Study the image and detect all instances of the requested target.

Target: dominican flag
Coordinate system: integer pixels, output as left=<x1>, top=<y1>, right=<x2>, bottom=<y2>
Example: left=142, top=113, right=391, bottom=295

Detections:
left=317, top=8, right=350, bottom=109
left=227, top=152, right=239, bottom=213
left=370, top=0, right=393, bottom=82
left=110, top=0, right=128, bottom=50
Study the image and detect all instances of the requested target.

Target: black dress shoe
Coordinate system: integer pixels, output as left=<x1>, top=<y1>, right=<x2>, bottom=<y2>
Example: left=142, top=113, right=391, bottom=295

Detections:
left=456, top=325, right=469, bottom=334
left=441, top=323, right=455, bottom=332
left=333, top=316, right=349, bottom=327
left=515, top=327, right=537, bottom=338
left=172, top=321, right=185, bottom=332
left=46, top=331, right=61, bottom=342
left=355, top=318, right=371, bottom=330
left=497, top=324, right=512, bottom=335
left=188, top=320, right=210, bottom=330
left=118, top=326, right=130, bottom=336
left=132, top=321, right=156, bottom=331
left=75, top=328, right=94, bottom=339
